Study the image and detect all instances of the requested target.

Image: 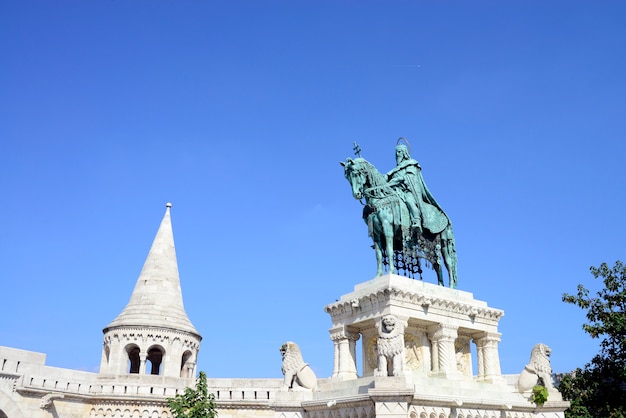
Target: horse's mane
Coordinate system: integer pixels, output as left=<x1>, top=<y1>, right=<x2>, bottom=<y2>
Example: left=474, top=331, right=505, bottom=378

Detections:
left=356, top=158, right=387, bottom=188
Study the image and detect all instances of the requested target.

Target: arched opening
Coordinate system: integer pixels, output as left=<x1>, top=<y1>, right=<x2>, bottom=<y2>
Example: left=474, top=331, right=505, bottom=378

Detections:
left=180, top=350, right=193, bottom=378
left=126, top=345, right=140, bottom=374
left=146, top=346, right=164, bottom=375
left=0, top=409, right=8, bottom=418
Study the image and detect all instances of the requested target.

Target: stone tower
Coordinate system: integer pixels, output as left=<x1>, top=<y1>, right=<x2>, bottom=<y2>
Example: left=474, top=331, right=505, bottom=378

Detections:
left=99, top=203, right=201, bottom=379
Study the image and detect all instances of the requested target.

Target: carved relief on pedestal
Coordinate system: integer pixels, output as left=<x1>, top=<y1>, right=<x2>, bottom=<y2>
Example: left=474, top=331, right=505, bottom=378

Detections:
left=365, top=335, right=379, bottom=371
left=404, top=333, right=422, bottom=371
left=455, top=335, right=472, bottom=378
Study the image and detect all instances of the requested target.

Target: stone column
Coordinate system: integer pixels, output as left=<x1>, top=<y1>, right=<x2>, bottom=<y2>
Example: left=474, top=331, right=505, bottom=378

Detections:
left=184, top=361, right=196, bottom=378
left=348, top=333, right=359, bottom=374
left=139, top=352, right=148, bottom=375
left=332, top=340, right=339, bottom=378
left=428, top=324, right=460, bottom=378
left=474, top=332, right=504, bottom=383
left=330, top=328, right=360, bottom=380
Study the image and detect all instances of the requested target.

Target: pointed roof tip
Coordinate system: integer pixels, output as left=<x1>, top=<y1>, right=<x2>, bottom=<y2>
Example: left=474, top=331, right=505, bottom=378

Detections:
left=104, top=202, right=200, bottom=337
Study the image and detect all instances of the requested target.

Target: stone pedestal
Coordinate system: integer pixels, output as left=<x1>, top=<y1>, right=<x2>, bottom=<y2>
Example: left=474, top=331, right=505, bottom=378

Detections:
left=324, top=274, right=505, bottom=382
left=369, top=377, right=414, bottom=418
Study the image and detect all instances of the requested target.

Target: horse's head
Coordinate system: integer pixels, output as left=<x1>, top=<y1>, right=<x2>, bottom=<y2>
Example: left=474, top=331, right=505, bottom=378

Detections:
left=340, top=157, right=369, bottom=200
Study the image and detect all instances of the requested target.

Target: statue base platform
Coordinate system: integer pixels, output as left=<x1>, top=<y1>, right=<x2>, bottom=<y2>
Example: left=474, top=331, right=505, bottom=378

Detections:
left=314, top=274, right=568, bottom=418
left=325, top=274, right=504, bottom=380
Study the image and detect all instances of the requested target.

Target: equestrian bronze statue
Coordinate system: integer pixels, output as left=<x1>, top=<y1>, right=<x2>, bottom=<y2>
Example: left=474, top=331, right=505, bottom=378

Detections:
left=341, top=139, right=458, bottom=288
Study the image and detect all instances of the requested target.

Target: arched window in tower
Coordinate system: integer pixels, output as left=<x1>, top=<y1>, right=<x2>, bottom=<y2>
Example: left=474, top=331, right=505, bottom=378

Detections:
left=146, top=346, right=164, bottom=375
left=180, top=350, right=193, bottom=378
left=126, top=345, right=140, bottom=374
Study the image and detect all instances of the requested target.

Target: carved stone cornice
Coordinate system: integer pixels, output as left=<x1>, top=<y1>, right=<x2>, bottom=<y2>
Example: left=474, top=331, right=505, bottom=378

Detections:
left=325, top=287, right=503, bottom=323
left=103, top=326, right=201, bottom=350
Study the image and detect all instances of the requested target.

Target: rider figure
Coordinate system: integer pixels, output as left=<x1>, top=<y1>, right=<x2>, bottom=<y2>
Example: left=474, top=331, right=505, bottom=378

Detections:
left=387, top=140, right=449, bottom=235
left=387, top=143, right=424, bottom=233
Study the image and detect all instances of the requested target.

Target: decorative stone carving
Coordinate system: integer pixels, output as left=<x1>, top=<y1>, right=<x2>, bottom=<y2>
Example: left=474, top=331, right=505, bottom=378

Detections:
left=279, top=342, right=318, bottom=391
left=366, top=336, right=379, bottom=371
left=40, top=393, right=64, bottom=409
left=455, top=336, right=472, bottom=377
left=404, top=333, right=422, bottom=371
left=517, top=343, right=554, bottom=393
left=374, top=315, right=406, bottom=377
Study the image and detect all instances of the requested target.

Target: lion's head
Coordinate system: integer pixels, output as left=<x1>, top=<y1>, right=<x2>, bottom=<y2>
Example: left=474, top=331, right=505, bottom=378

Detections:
left=280, top=341, right=306, bottom=375
left=530, top=343, right=552, bottom=374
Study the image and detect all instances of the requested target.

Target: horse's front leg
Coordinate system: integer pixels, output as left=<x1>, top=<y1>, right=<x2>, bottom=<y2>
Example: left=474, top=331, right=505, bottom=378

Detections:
left=382, top=218, right=395, bottom=275
left=374, top=240, right=385, bottom=277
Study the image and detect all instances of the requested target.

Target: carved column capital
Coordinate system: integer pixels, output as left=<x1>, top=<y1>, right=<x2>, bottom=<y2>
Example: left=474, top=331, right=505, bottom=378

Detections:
left=429, top=323, right=458, bottom=341
left=474, top=332, right=501, bottom=347
left=330, top=328, right=360, bottom=342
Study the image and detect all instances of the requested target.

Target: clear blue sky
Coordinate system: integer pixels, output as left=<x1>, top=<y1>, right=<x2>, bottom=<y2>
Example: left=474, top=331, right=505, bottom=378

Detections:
left=1, top=1, right=625, bottom=379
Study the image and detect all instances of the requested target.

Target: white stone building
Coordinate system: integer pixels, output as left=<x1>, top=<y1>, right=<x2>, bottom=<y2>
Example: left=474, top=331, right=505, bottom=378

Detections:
left=0, top=204, right=568, bottom=418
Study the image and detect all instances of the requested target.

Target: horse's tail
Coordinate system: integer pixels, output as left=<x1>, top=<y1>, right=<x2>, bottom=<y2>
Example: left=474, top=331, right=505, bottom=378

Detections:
left=441, top=222, right=454, bottom=241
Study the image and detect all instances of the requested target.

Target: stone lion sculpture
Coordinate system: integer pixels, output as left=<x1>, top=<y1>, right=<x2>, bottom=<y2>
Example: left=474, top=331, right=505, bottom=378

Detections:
left=280, top=341, right=318, bottom=391
left=375, top=315, right=406, bottom=377
left=517, top=343, right=554, bottom=393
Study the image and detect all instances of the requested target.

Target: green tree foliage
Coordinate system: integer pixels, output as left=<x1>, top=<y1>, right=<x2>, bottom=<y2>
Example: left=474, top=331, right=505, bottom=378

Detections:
left=167, top=371, right=218, bottom=418
left=559, top=261, right=626, bottom=418
left=531, top=385, right=549, bottom=406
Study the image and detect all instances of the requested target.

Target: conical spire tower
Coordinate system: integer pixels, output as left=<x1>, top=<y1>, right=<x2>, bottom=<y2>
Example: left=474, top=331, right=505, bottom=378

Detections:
left=105, top=203, right=198, bottom=334
left=100, top=203, right=201, bottom=378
